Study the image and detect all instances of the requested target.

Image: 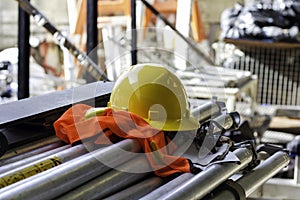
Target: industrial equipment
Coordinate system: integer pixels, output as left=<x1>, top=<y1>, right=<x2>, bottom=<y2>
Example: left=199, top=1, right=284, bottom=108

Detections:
left=0, top=81, right=290, bottom=199
left=2, top=1, right=294, bottom=199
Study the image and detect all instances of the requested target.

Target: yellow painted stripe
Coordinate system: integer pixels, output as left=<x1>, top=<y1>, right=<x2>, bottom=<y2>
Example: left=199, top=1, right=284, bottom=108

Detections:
left=0, top=156, right=62, bottom=188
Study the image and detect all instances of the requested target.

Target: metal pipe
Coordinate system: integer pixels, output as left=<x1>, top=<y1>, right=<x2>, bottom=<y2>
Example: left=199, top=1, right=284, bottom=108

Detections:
left=104, top=176, right=166, bottom=200
left=212, top=112, right=240, bottom=131
left=191, top=100, right=223, bottom=123
left=86, top=0, right=98, bottom=57
left=0, top=136, right=62, bottom=161
left=239, top=151, right=289, bottom=197
left=140, top=173, right=195, bottom=200
left=0, top=140, right=64, bottom=166
left=158, top=147, right=253, bottom=200
left=211, top=151, right=290, bottom=199
left=17, top=0, right=30, bottom=99
left=57, top=154, right=152, bottom=200
left=0, top=144, right=89, bottom=188
left=0, top=144, right=70, bottom=174
left=0, top=139, right=141, bottom=200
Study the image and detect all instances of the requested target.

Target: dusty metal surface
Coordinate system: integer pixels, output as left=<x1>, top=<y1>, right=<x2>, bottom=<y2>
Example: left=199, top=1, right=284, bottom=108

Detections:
left=0, top=81, right=113, bottom=128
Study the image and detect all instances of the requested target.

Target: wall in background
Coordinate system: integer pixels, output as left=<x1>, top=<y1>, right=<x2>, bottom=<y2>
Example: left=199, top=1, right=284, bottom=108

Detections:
left=0, top=0, right=244, bottom=50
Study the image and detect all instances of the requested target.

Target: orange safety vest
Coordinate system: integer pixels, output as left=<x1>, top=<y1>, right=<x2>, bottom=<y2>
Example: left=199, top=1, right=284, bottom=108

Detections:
left=53, top=104, right=194, bottom=177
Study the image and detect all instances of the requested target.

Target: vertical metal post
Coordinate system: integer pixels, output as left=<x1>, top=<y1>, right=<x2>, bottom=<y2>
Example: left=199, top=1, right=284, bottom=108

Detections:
left=18, top=1, right=30, bottom=99
left=131, top=0, right=137, bottom=65
left=85, top=0, right=98, bottom=82
left=86, top=0, right=98, bottom=58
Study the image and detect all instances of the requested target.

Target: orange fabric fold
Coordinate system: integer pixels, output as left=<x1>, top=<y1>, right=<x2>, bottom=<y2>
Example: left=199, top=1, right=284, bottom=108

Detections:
left=53, top=104, right=191, bottom=177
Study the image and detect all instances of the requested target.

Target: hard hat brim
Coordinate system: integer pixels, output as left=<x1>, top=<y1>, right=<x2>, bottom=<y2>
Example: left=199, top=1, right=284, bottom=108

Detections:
left=148, top=117, right=200, bottom=132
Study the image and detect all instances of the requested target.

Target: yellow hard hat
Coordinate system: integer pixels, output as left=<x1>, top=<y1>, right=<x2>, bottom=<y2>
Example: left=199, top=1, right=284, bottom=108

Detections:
left=107, top=63, right=199, bottom=131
